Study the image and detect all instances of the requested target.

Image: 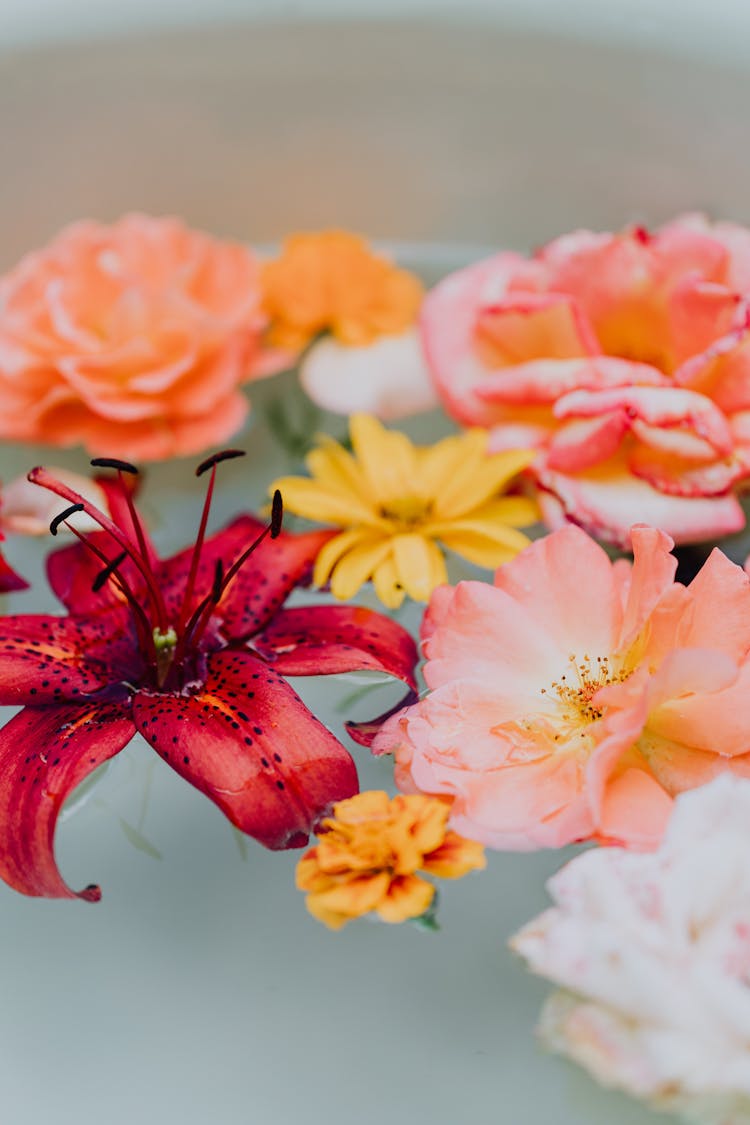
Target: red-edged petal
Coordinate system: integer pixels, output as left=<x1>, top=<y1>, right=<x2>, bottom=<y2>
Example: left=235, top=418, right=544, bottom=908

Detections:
left=0, top=703, right=135, bottom=900
left=0, top=613, right=140, bottom=705
left=0, top=546, right=28, bottom=593
left=345, top=690, right=419, bottom=749
left=251, top=605, right=418, bottom=688
left=156, top=515, right=334, bottom=638
left=132, top=649, right=358, bottom=849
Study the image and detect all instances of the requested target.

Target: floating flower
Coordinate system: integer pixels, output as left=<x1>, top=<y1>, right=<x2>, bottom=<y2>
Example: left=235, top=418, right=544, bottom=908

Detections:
left=262, top=230, right=433, bottom=420
left=271, top=414, right=538, bottom=608
left=298, top=330, right=439, bottom=421
left=421, top=214, right=750, bottom=546
left=511, top=776, right=750, bottom=1125
left=295, top=789, right=485, bottom=929
left=0, top=453, right=418, bottom=901
left=0, top=466, right=116, bottom=593
left=0, top=214, right=285, bottom=460
left=261, top=230, right=423, bottom=351
left=374, top=523, right=750, bottom=850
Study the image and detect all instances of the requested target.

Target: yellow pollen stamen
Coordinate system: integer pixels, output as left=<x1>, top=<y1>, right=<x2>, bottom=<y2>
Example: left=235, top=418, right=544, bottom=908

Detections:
left=548, top=653, right=629, bottom=724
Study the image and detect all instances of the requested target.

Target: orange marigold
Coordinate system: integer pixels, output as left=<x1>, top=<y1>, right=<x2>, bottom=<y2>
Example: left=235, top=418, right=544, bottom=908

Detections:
left=295, top=790, right=486, bottom=929
left=261, top=230, right=423, bottom=351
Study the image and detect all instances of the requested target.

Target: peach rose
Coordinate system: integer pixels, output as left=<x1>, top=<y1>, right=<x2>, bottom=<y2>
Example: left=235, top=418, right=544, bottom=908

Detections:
left=374, top=524, right=750, bottom=851
left=0, top=214, right=286, bottom=460
left=421, top=215, right=750, bottom=546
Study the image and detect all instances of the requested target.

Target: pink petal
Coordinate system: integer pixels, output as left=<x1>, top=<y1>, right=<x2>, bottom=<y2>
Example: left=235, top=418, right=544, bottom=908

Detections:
left=555, top=385, right=733, bottom=456
left=251, top=604, right=418, bottom=688
left=546, top=412, right=629, bottom=473
left=420, top=252, right=528, bottom=427
left=493, top=524, right=623, bottom=660
left=597, top=768, right=673, bottom=850
left=475, top=356, right=667, bottom=407
left=533, top=462, right=745, bottom=548
left=0, top=703, right=134, bottom=899
left=132, top=650, right=358, bottom=850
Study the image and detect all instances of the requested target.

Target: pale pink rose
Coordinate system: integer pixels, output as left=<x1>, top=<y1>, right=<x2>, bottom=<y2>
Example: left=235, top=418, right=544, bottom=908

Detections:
left=420, top=215, right=750, bottom=546
left=0, top=214, right=287, bottom=461
left=374, top=524, right=750, bottom=850
left=299, top=329, right=440, bottom=419
left=511, top=776, right=750, bottom=1125
left=0, top=466, right=128, bottom=593
left=1, top=467, right=109, bottom=536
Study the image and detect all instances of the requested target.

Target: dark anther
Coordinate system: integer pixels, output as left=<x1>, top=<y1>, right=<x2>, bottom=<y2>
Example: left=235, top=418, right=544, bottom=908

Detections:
left=195, top=449, right=246, bottom=477
left=210, top=559, right=224, bottom=604
left=50, top=503, right=85, bottom=536
left=270, top=490, right=283, bottom=539
left=92, top=552, right=128, bottom=592
left=90, top=457, right=139, bottom=474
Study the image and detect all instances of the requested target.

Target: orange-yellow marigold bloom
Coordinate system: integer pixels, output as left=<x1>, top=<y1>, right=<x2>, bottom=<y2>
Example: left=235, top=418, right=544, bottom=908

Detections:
left=261, top=230, right=423, bottom=350
left=295, top=790, right=486, bottom=929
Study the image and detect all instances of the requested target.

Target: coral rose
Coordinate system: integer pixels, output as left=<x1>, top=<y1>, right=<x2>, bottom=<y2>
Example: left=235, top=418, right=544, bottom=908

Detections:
left=421, top=214, right=750, bottom=546
left=374, top=524, right=750, bottom=851
left=511, top=776, right=750, bottom=1125
left=0, top=214, right=284, bottom=460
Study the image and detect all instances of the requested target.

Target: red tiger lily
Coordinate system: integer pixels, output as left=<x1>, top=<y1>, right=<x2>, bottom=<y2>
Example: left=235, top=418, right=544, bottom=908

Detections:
left=0, top=452, right=418, bottom=902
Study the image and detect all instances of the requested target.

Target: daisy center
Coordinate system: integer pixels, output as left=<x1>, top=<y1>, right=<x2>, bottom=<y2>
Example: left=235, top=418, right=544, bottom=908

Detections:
left=379, top=495, right=432, bottom=526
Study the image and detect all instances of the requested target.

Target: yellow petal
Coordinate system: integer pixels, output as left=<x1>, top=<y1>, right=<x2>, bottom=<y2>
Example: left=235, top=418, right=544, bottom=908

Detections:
left=312, top=871, right=391, bottom=917
left=372, top=555, right=405, bottom=609
left=304, top=898, right=351, bottom=930
left=271, top=476, right=378, bottom=526
left=472, top=495, right=541, bottom=528
left=313, top=528, right=384, bottom=587
left=349, top=414, right=419, bottom=503
left=375, top=874, right=435, bottom=924
left=392, top=533, right=447, bottom=602
left=434, top=444, right=536, bottom=520
left=329, top=539, right=393, bottom=600
left=416, top=428, right=487, bottom=497
left=306, top=438, right=371, bottom=499
left=436, top=521, right=532, bottom=568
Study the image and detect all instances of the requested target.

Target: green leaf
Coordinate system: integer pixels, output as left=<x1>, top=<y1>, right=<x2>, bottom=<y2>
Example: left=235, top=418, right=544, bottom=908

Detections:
left=411, top=889, right=441, bottom=933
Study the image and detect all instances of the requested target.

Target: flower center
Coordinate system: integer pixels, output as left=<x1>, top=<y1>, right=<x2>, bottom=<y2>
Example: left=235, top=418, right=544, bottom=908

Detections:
left=29, top=454, right=284, bottom=693
left=545, top=653, right=627, bottom=724
left=379, top=495, right=432, bottom=526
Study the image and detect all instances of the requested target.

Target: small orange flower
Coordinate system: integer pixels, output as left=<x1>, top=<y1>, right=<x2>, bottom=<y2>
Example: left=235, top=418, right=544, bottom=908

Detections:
left=295, top=790, right=486, bottom=929
left=261, top=230, right=423, bottom=351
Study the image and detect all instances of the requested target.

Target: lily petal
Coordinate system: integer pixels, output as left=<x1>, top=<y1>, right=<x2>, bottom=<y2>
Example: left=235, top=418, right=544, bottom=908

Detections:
left=156, top=515, right=334, bottom=639
left=0, top=703, right=135, bottom=899
left=0, top=546, right=28, bottom=593
left=251, top=604, right=418, bottom=688
left=132, top=650, right=358, bottom=849
left=0, top=613, right=139, bottom=705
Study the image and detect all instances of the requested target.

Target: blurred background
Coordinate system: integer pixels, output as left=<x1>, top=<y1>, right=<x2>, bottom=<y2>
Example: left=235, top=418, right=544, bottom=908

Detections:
left=2, top=0, right=750, bottom=268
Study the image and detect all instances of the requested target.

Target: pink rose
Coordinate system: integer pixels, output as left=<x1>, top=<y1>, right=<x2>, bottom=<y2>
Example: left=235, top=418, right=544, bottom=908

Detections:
left=374, top=524, right=750, bottom=851
left=0, top=214, right=286, bottom=460
left=421, top=215, right=750, bottom=546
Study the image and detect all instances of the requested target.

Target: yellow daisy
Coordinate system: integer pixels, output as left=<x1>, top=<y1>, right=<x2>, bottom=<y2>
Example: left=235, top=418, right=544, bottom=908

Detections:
left=270, top=414, right=539, bottom=608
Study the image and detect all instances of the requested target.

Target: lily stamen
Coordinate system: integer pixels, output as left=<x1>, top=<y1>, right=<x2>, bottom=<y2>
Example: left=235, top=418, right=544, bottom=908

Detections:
left=29, top=465, right=169, bottom=632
